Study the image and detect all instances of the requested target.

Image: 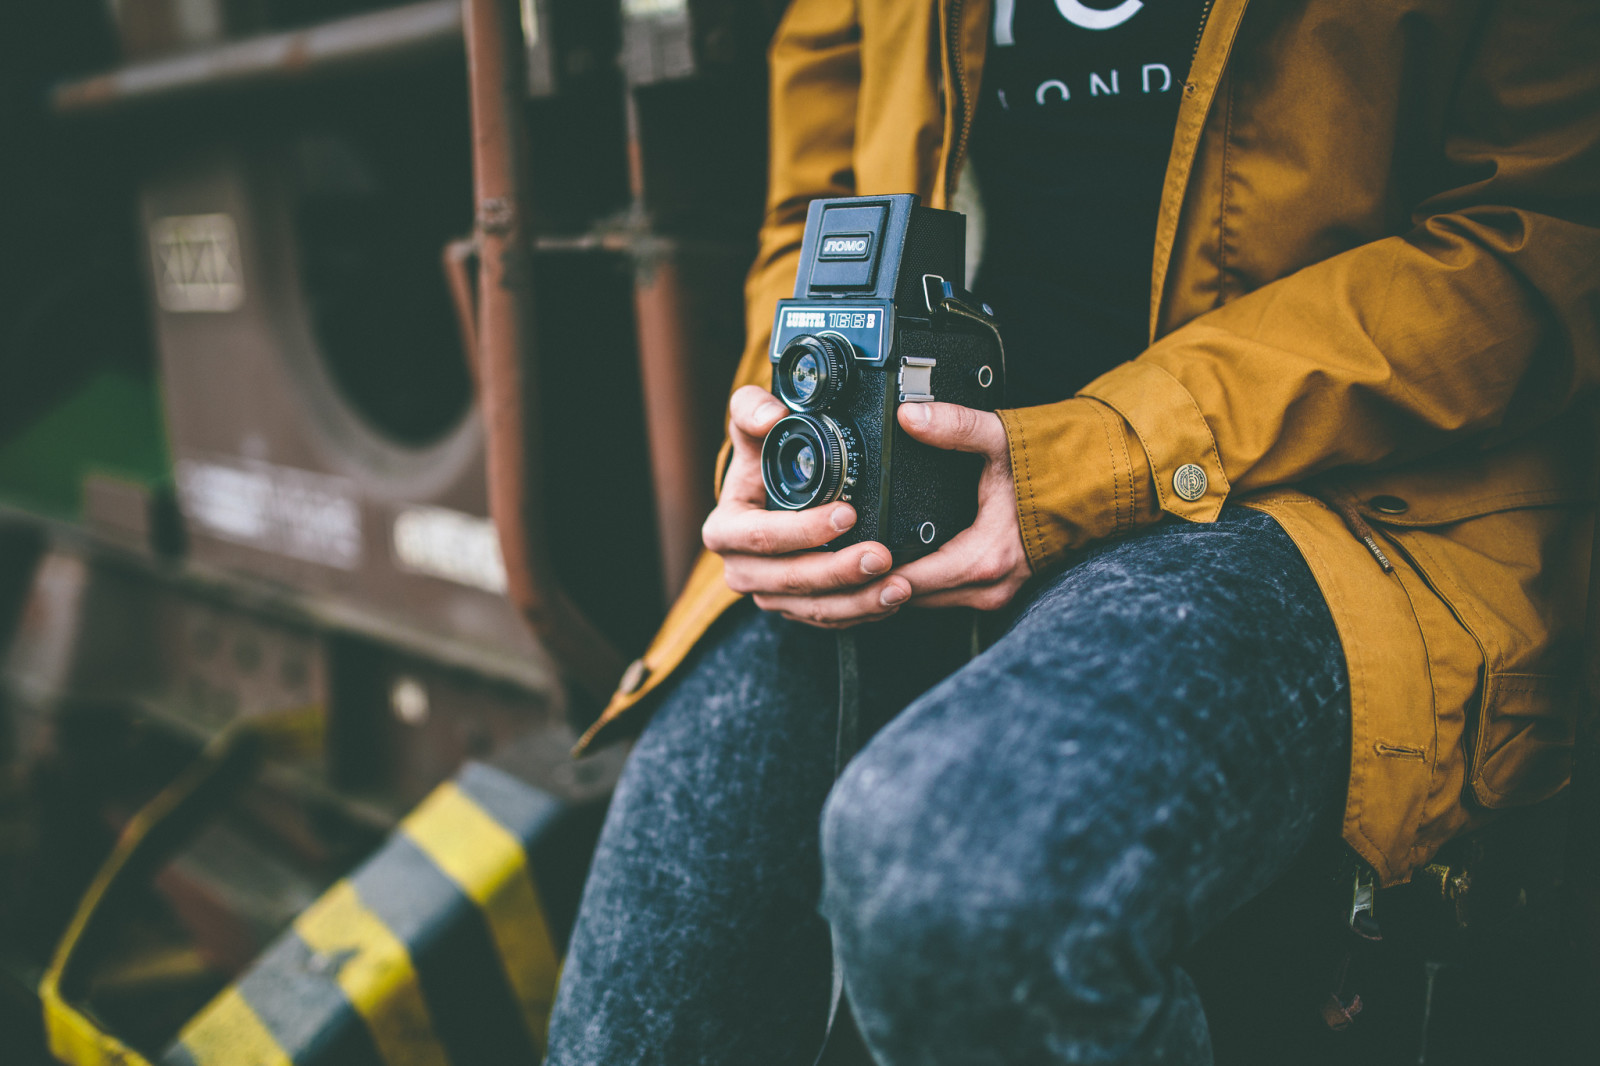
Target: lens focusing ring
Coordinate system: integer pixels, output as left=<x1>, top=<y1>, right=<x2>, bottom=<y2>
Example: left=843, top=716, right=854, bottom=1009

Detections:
left=777, top=333, right=852, bottom=411
left=762, top=413, right=853, bottom=510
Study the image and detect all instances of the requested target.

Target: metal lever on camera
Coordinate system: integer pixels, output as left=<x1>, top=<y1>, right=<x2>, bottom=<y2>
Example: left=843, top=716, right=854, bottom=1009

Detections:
left=921, top=274, right=1008, bottom=405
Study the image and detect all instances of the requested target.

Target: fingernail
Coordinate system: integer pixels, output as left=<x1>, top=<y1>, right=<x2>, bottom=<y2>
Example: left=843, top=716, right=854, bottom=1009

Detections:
left=880, top=583, right=909, bottom=606
left=860, top=552, right=887, bottom=575
left=757, top=402, right=785, bottom=423
left=903, top=404, right=930, bottom=427
left=830, top=505, right=854, bottom=532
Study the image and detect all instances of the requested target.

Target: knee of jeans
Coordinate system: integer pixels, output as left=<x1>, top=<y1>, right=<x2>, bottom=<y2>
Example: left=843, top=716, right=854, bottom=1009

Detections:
left=820, top=742, right=1172, bottom=1022
left=819, top=739, right=1018, bottom=984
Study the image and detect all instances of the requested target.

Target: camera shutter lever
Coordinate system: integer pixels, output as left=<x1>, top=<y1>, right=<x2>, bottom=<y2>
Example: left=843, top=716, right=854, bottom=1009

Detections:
left=898, top=357, right=937, bottom=403
left=923, top=273, right=996, bottom=322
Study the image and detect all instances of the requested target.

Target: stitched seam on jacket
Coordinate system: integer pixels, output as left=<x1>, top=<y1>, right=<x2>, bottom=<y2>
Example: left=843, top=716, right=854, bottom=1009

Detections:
left=1096, top=404, right=1126, bottom=534
left=1218, top=70, right=1235, bottom=307
left=1385, top=564, right=1440, bottom=866
left=1381, top=530, right=1496, bottom=805
left=1489, top=673, right=1560, bottom=695
left=1112, top=407, right=1137, bottom=532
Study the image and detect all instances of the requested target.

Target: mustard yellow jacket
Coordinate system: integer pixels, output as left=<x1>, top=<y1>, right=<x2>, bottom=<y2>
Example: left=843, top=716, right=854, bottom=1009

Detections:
left=580, top=0, right=1600, bottom=886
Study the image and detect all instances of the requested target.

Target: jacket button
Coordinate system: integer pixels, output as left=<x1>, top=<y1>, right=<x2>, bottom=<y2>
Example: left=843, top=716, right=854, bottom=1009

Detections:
left=1172, top=464, right=1208, bottom=502
left=618, top=658, right=650, bottom=695
left=1368, top=495, right=1409, bottom=515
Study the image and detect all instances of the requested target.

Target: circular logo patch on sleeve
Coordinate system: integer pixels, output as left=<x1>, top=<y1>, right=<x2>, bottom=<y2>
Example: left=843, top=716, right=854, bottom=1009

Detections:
left=1172, top=464, right=1208, bottom=502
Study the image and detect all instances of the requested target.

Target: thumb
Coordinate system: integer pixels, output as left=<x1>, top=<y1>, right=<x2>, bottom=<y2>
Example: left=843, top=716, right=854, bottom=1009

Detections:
left=898, top=402, right=1007, bottom=457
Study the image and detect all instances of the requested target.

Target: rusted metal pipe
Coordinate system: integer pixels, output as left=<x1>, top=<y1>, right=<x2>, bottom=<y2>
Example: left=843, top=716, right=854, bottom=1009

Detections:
left=52, top=0, right=462, bottom=115
left=464, top=0, right=623, bottom=707
left=624, top=92, right=718, bottom=602
left=442, top=235, right=482, bottom=388
left=632, top=256, right=714, bottom=600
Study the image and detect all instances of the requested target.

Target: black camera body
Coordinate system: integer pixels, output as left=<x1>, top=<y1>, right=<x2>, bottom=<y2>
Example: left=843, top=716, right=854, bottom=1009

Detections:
left=762, top=194, right=1005, bottom=559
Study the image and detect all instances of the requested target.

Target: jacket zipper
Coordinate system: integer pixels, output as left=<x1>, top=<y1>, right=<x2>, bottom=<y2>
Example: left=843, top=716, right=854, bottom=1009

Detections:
left=1330, top=499, right=1396, bottom=574
left=1191, top=0, right=1218, bottom=62
left=944, top=0, right=973, bottom=195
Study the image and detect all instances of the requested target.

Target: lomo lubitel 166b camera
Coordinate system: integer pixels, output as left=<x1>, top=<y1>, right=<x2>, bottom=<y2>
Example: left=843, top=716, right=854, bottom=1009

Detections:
left=762, top=194, right=1005, bottom=559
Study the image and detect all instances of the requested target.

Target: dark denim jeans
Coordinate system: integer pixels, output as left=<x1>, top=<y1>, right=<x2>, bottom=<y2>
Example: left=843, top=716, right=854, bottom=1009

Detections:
left=546, top=508, right=1351, bottom=1065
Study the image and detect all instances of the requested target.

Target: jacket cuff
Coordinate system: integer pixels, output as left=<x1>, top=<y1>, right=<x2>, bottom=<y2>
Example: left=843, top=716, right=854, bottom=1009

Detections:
left=1079, top=360, right=1231, bottom=523
left=998, top=397, right=1159, bottom=571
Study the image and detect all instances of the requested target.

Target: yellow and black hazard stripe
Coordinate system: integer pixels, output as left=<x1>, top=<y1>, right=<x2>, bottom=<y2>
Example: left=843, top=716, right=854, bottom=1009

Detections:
left=164, top=762, right=566, bottom=1066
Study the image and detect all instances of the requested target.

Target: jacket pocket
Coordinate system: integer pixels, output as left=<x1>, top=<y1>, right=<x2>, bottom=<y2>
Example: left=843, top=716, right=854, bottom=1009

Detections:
left=1352, top=493, right=1590, bottom=811
left=1469, top=671, right=1577, bottom=808
left=1329, top=420, right=1592, bottom=807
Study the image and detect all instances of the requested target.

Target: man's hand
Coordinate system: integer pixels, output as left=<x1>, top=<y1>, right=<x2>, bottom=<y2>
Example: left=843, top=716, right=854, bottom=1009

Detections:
left=703, top=386, right=912, bottom=628
left=892, top=402, right=1032, bottom=611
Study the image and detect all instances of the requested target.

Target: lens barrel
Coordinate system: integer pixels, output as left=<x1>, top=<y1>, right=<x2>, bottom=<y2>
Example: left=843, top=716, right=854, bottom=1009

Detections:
left=776, top=333, right=852, bottom=411
left=762, top=412, right=854, bottom=510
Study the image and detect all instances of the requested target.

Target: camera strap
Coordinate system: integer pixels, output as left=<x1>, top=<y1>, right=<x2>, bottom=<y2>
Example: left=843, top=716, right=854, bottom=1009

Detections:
left=814, top=616, right=983, bottom=1063
left=814, top=630, right=861, bottom=1065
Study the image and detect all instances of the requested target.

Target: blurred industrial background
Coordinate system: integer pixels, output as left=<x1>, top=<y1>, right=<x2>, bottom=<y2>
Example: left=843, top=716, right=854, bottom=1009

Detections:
left=0, top=1, right=780, bottom=1061
left=0, top=2, right=1594, bottom=1065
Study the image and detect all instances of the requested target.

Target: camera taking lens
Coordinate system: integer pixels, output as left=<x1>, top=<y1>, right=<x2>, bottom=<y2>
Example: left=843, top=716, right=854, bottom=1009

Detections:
left=776, top=333, right=852, bottom=411
left=762, top=413, right=856, bottom=510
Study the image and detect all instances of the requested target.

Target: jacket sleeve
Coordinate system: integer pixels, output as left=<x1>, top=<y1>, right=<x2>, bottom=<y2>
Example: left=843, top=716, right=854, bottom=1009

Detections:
left=1000, top=0, right=1600, bottom=571
left=713, top=0, right=861, bottom=498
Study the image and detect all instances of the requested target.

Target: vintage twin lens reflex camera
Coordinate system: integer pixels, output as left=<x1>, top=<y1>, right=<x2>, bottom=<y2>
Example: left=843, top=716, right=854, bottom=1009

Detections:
left=761, top=194, right=1006, bottom=559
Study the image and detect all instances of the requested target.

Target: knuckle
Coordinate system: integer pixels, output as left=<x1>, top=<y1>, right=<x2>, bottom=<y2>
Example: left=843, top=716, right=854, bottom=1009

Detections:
left=701, top=514, right=722, bottom=549
left=751, top=524, right=782, bottom=557
left=730, top=386, right=773, bottom=425
left=976, top=586, right=1012, bottom=611
left=780, top=563, right=810, bottom=596
left=722, top=565, right=753, bottom=595
left=975, top=556, right=1006, bottom=584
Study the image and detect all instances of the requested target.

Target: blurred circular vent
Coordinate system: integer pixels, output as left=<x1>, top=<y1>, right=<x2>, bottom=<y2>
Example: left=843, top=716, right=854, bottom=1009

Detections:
left=289, top=130, right=473, bottom=449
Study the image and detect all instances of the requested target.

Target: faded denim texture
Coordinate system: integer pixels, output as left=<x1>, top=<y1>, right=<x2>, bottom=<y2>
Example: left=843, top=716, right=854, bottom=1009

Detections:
left=546, top=508, right=1350, bottom=1065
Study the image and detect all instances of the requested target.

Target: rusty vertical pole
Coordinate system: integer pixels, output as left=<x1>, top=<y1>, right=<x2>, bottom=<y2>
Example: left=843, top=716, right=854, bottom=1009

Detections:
left=463, top=0, right=622, bottom=706
left=624, top=93, right=717, bottom=602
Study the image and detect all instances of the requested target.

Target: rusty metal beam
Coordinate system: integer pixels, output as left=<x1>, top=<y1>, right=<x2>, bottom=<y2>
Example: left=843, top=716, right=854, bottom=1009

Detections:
left=51, top=0, right=462, bottom=115
left=464, top=0, right=624, bottom=707
left=624, top=93, right=718, bottom=602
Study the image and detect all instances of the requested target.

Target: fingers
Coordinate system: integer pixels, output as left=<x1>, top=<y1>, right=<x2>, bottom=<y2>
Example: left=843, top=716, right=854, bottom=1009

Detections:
left=723, top=540, right=890, bottom=596
left=895, top=542, right=1010, bottom=599
left=719, top=386, right=788, bottom=505
left=704, top=500, right=855, bottom=556
left=892, top=521, right=1028, bottom=611
left=906, top=582, right=1018, bottom=612
left=729, top=385, right=787, bottom=444
left=754, top=573, right=913, bottom=629
left=898, top=402, right=1008, bottom=456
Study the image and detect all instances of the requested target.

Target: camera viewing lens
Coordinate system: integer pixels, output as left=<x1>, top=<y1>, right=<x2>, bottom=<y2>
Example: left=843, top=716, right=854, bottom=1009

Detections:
left=790, top=351, right=821, bottom=403
left=777, top=333, right=851, bottom=410
left=762, top=413, right=853, bottom=509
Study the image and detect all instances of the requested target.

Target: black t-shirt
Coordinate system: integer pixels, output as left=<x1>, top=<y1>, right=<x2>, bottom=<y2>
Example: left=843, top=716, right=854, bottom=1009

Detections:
left=971, top=0, right=1207, bottom=408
